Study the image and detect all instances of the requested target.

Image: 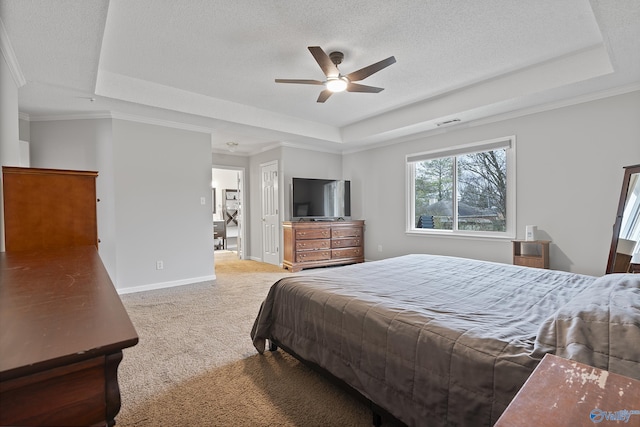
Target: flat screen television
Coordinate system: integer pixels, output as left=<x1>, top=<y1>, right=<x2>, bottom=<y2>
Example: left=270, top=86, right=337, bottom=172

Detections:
left=291, top=178, right=351, bottom=220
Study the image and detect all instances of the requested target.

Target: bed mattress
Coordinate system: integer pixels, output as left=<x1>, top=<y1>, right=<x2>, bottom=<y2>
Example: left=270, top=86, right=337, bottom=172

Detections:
left=251, top=254, right=639, bottom=426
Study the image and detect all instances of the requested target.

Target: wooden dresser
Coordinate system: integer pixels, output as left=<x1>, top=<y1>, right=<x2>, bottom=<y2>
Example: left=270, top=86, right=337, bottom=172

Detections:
left=283, top=220, right=364, bottom=272
left=1, top=166, right=137, bottom=426
left=2, top=166, right=98, bottom=251
left=0, top=247, right=138, bottom=427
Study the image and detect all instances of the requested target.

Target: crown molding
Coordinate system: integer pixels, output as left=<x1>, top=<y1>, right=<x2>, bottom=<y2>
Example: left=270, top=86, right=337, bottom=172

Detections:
left=212, top=140, right=344, bottom=157
left=26, top=112, right=113, bottom=122
left=211, top=147, right=250, bottom=157
left=21, top=109, right=216, bottom=136
left=278, top=141, right=343, bottom=155
left=0, top=18, right=27, bottom=87
left=109, top=111, right=214, bottom=134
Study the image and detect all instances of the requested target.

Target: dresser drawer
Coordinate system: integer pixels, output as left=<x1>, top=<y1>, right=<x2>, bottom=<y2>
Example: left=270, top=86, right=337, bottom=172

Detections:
left=297, top=250, right=331, bottom=262
left=332, top=247, right=363, bottom=259
left=331, top=227, right=362, bottom=238
left=331, top=238, right=362, bottom=249
left=296, top=239, right=330, bottom=251
left=296, top=229, right=331, bottom=240
left=514, top=256, right=545, bottom=269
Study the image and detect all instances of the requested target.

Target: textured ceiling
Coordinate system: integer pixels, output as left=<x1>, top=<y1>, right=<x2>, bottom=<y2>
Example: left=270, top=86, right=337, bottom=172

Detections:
left=1, top=0, right=639, bottom=154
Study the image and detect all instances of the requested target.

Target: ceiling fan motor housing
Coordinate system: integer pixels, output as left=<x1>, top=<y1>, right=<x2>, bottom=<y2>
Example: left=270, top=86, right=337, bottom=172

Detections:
left=329, top=51, right=344, bottom=66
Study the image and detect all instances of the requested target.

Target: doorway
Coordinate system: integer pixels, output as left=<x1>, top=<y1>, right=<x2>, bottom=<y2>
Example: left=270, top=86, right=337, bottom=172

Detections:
left=212, top=167, right=245, bottom=259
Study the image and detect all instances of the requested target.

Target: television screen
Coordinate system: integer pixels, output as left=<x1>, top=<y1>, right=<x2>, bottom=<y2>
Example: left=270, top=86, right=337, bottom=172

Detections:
left=292, top=178, right=351, bottom=219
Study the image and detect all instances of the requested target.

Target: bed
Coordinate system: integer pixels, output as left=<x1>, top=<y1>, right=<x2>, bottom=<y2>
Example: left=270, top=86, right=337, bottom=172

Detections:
left=251, top=254, right=640, bottom=426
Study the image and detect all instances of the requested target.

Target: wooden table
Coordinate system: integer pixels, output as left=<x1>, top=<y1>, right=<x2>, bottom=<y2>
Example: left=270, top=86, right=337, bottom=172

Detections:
left=495, top=353, right=640, bottom=426
left=0, top=247, right=138, bottom=427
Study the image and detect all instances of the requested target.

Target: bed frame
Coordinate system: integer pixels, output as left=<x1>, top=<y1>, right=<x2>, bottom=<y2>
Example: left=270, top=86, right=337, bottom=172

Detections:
left=268, top=339, right=405, bottom=427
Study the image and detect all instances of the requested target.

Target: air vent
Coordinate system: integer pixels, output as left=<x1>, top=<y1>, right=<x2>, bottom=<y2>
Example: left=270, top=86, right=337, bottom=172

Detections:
left=436, top=118, right=461, bottom=127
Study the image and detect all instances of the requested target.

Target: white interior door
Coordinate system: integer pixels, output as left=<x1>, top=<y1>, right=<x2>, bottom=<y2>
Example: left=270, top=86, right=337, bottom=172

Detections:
left=261, top=161, right=279, bottom=265
left=236, top=171, right=243, bottom=258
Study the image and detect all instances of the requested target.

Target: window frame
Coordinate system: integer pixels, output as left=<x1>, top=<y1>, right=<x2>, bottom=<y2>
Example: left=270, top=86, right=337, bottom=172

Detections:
left=406, top=136, right=517, bottom=240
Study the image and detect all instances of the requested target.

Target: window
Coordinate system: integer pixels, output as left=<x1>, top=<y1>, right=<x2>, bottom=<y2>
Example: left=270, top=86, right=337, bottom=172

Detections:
left=620, top=173, right=640, bottom=243
left=406, top=136, right=516, bottom=238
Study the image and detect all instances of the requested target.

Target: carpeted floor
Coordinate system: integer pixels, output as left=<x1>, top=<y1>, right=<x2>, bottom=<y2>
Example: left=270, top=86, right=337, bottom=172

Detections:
left=213, top=250, right=287, bottom=274
left=116, top=255, right=374, bottom=426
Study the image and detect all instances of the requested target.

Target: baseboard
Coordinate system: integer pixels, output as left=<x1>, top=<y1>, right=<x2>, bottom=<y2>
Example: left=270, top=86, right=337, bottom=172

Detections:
left=116, top=274, right=216, bottom=295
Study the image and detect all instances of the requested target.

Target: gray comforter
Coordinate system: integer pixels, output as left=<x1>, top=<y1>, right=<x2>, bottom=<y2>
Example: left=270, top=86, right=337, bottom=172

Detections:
left=251, top=254, right=640, bottom=426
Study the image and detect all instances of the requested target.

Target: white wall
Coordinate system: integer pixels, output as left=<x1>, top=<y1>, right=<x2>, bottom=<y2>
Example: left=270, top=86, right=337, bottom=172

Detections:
left=19, top=117, right=29, bottom=141
left=30, top=119, right=102, bottom=170
left=0, top=53, right=19, bottom=167
left=0, top=52, right=20, bottom=251
left=26, top=117, right=214, bottom=291
left=344, top=90, right=640, bottom=276
left=95, top=120, right=117, bottom=281
left=111, top=119, right=214, bottom=291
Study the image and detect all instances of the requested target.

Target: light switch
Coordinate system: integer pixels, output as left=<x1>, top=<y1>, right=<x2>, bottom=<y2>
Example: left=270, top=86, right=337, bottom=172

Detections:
left=200, top=197, right=206, bottom=205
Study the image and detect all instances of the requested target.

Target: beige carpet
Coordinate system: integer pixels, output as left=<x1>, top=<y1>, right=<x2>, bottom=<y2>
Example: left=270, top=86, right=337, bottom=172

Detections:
left=213, top=250, right=287, bottom=274
left=117, top=255, right=374, bottom=426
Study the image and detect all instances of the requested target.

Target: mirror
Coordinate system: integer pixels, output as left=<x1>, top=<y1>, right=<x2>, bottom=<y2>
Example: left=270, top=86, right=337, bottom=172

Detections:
left=606, top=164, right=640, bottom=274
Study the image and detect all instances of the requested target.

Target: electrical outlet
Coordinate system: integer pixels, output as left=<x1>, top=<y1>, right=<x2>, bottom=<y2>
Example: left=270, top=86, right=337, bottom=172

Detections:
left=377, top=245, right=383, bottom=252
left=156, top=260, right=164, bottom=270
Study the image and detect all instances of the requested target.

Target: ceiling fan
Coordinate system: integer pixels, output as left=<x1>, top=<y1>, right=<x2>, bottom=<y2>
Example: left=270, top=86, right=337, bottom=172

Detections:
left=275, top=46, right=396, bottom=103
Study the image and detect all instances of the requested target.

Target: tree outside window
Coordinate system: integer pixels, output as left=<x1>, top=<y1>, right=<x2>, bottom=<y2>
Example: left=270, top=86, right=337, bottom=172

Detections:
left=408, top=137, right=514, bottom=237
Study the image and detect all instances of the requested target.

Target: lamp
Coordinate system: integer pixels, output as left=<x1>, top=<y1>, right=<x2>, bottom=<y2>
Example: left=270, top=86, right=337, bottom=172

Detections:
left=326, top=77, right=348, bottom=92
left=226, top=141, right=238, bottom=152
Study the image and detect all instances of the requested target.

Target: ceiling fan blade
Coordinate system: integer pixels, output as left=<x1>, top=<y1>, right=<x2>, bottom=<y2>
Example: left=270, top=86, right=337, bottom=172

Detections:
left=308, top=46, right=340, bottom=78
left=317, top=89, right=333, bottom=103
left=346, top=56, right=396, bottom=82
left=275, top=79, right=324, bottom=85
left=346, top=82, right=384, bottom=93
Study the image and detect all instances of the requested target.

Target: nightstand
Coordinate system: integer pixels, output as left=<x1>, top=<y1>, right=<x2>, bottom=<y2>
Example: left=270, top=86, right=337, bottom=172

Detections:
left=512, top=240, right=550, bottom=269
left=495, top=354, right=640, bottom=426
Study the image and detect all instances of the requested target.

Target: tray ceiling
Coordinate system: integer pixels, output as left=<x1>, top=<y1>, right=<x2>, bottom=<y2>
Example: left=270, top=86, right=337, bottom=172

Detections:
left=1, top=0, right=639, bottom=153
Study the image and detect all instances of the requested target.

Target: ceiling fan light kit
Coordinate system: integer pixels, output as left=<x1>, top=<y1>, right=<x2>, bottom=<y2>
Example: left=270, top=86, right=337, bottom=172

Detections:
left=326, top=77, right=348, bottom=93
left=276, top=46, right=396, bottom=103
